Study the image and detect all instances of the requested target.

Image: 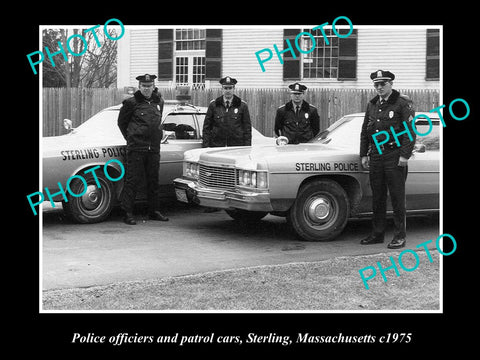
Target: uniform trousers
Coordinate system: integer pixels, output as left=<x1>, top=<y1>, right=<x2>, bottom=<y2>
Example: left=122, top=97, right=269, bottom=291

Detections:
left=369, top=149, right=407, bottom=239
left=121, top=150, right=160, bottom=214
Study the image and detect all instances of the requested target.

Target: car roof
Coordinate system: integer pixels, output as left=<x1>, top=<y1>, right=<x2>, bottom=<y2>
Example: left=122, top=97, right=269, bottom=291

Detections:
left=346, top=111, right=440, bottom=119
left=103, top=101, right=207, bottom=113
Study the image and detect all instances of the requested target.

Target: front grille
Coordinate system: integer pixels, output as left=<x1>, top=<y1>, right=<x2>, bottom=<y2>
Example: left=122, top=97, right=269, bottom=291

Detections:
left=199, top=164, right=236, bottom=190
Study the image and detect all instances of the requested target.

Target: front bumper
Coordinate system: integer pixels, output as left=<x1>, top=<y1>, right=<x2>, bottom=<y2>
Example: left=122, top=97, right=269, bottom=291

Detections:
left=173, top=177, right=273, bottom=212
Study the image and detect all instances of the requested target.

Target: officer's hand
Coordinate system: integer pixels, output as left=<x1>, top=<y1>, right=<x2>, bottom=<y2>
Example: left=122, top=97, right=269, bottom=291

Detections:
left=398, top=156, right=408, bottom=167
left=361, top=156, right=369, bottom=170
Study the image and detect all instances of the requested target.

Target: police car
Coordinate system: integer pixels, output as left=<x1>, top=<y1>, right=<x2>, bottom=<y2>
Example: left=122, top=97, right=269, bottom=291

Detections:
left=42, top=99, right=274, bottom=223
left=174, top=112, right=440, bottom=241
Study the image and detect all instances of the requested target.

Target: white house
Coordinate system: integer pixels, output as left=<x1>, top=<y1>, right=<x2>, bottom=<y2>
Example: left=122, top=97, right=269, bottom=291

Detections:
left=117, top=25, right=440, bottom=90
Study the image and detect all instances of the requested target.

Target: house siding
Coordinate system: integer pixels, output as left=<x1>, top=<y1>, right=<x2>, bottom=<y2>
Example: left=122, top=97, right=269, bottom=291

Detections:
left=117, top=26, right=440, bottom=90
left=356, top=27, right=438, bottom=89
left=221, top=27, right=284, bottom=88
left=117, top=28, right=159, bottom=88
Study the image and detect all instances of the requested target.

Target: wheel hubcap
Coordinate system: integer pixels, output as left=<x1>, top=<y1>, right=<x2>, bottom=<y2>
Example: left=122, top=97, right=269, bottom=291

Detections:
left=307, top=197, right=331, bottom=222
left=81, top=185, right=102, bottom=210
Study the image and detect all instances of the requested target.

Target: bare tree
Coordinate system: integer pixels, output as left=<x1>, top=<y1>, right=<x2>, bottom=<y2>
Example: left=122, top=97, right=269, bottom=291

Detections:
left=80, top=28, right=118, bottom=87
left=42, top=27, right=117, bottom=88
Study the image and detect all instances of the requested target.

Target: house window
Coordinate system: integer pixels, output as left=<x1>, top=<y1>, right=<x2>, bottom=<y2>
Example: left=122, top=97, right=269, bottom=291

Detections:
left=282, top=28, right=357, bottom=81
left=175, top=29, right=206, bottom=51
left=426, top=29, right=440, bottom=80
left=301, top=29, right=339, bottom=79
left=174, top=28, right=206, bottom=88
left=175, top=57, right=189, bottom=84
left=193, top=56, right=205, bottom=86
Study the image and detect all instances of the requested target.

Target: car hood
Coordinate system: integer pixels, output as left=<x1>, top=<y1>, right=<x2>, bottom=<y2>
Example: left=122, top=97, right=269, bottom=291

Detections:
left=196, top=143, right=356, bottom=170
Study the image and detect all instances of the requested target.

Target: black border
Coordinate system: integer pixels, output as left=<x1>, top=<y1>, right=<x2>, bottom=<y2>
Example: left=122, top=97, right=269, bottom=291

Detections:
left=17, top=4, right=475, bottom=355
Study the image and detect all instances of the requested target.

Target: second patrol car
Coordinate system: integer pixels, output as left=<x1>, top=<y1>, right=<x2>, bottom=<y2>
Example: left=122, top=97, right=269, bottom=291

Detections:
left=42, top=98, right=274, bottom=223
left=174, top=112, right=440, bottom=241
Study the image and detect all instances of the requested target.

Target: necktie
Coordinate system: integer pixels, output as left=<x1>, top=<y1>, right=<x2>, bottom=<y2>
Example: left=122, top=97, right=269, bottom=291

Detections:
left=295, top=105, right=300, bottom=116
left=225, top=100, right=230, bottom=111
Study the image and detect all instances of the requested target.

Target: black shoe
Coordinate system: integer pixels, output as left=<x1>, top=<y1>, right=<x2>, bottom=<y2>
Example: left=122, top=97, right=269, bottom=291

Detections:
left=360, top=235, right=384, bottom=245
left=387, top=237, right=406, bottom=249
left=123, top=213, right=136, bottom=225
left=149, top=211, right=169, bottom=221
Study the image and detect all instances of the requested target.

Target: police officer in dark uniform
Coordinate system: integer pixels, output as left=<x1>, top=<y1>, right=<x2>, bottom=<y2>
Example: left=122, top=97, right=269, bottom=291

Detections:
left=202, top=76, right=252, bottom=148
left=274, top=83, right=320, bottom=144
left=359, top=70, right=415, bottom=248
left=117, top=74, right=169, bottom=225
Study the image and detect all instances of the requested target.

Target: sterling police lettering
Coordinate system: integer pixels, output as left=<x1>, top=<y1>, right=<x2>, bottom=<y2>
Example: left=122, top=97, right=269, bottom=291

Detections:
left=61, top=147, right=126, bottom=160
left=295, top=162, right=359, bottom=172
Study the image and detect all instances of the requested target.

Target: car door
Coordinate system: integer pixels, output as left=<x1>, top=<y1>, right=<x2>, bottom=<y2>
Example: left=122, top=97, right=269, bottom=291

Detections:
left=405, top=120, right=440, bottom=211
left=159, top=112, right=203, bottom=191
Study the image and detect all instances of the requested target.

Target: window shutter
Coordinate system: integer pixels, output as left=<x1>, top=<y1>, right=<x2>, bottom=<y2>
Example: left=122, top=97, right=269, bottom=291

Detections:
left=426, top=29, right=439, bottom=80
left=338, top=29, right=357, bottom=80
left=205, top=29, right=222, bottom=80
left=283, top=29, right=301, bottom=80
left=158, top=29, right=173, bottom=81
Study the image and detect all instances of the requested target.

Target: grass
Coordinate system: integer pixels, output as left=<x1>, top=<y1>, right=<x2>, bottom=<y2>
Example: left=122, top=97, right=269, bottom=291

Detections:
left=42, top=251, right=440, bottom=311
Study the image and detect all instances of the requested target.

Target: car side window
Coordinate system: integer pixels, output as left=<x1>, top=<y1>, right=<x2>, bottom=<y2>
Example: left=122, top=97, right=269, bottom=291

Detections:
left=161, top=113, right=198, bottom=140
left=414, top=120, right=439, bottom=150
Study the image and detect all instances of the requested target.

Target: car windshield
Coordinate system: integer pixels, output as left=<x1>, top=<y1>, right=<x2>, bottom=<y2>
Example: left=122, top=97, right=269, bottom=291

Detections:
left=311, top=115, right=364, bottom=150
left=310, top=113, right=440, bottom=151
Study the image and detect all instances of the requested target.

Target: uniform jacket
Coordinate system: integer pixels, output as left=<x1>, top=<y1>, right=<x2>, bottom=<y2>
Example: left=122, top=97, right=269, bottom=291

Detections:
left=202, top=95, right=252, bottom=147
left=360, top=89, right=416, bottom=158
left=117, top=89, right=164, bottom=152
left=274, top=100, right=320, bottom=144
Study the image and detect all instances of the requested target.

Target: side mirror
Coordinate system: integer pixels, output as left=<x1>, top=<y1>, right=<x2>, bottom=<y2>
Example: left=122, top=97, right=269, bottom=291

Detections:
left=161, top=132, right=169, bottom=144
left=63, top=119, right=74, bottom=132
left=413, top=143, right=426, bottom=153
left=276, top=136, right=289, bottom=146
left=161, top=131, right=176, bottom=144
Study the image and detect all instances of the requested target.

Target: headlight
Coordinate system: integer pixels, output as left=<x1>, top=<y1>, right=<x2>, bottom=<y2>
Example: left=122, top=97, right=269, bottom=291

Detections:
left=238, top=169, right=267, bottom=189
left=257, top=172, right=267, bottom=188
left=184, top=162, right=199, bottom=179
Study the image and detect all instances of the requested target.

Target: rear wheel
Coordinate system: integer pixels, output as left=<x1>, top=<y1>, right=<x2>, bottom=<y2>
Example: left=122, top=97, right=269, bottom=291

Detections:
left=289, top=179, right=349, bottom=241
left=63, top=172, right=115, bottom=223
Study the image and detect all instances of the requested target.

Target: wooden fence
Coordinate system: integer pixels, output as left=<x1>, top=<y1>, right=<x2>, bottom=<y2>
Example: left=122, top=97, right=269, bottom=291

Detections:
left=42, top=87, right=440, bottom=137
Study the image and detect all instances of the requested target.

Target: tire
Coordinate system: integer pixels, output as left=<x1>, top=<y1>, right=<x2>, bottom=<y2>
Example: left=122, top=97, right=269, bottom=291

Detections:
left=63, top=171, right=115, bottom=223
left=289, top=179, right=349, bottom=241
left=225, top=209, right=268, bottom=223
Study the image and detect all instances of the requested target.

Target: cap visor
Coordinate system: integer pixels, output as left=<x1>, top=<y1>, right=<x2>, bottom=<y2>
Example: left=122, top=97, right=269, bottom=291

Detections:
left=373, top=77, right=392, bottom=82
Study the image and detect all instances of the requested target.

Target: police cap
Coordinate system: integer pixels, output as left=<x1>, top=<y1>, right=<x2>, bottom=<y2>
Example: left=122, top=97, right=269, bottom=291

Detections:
left=136, top=74, right=157, bottom=82
left=370, top=70, right=395, bottom=82
left=219, top=76, right=237, bottom=86
left=289, top=82, right=307, bottom=93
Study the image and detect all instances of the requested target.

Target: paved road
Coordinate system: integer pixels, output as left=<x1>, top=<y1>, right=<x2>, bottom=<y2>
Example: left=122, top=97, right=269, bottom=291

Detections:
left=42, top=202, right=439, bottom=290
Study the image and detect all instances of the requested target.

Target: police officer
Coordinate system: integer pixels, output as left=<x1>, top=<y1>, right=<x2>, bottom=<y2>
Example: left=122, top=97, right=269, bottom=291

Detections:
left=202, top=76, right=252, bottom=148
left=274, top=83, right=320, bottom=144
left=117, top=74, right=169, bottom=225
left=359, top=70, right=415, bottom=248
